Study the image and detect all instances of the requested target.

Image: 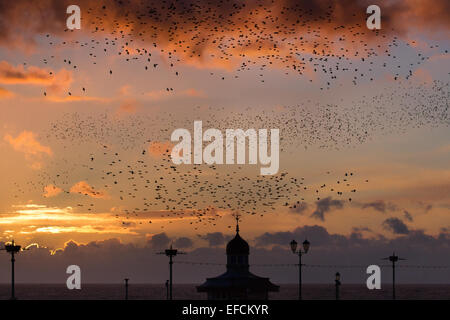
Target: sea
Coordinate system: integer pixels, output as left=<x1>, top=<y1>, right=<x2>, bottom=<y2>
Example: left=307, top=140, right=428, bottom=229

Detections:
left=0, top=284, right=448, bottom=300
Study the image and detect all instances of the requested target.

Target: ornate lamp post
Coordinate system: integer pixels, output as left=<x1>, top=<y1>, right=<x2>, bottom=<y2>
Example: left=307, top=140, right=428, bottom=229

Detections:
left=290, top=239, right=310, bottom=300
left=335, top=272, right=341, bottom=300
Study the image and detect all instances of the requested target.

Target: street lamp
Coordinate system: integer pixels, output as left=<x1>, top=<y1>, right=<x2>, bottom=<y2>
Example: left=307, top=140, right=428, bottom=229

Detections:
left=335, top=272, right=341, bottom=300
left=290, top=239, right=310, bottom=300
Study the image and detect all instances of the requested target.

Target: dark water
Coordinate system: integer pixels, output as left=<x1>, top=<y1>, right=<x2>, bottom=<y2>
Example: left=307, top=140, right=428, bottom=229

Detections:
left=0, top=284, right=449, bottom=300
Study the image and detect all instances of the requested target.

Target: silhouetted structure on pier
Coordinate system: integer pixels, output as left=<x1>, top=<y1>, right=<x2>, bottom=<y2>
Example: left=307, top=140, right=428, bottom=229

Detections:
left=197, top=218, right=279, bottom=300
left=1, top=240, right=22, bottom=300
left=382, top=252, right=406, bottom=300
left=158, top=245, right=185, bottom=300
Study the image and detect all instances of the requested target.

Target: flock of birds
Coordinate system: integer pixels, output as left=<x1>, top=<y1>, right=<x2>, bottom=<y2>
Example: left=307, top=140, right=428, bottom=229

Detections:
left=7, top=1, right=450, bottom=230
left=42, top=77, right=450, bottom=152
left=32, top=0, right=447, bottom=94
left=19, top=76, right=447, bottom=230
left=33, top=128, right=366, bottom=229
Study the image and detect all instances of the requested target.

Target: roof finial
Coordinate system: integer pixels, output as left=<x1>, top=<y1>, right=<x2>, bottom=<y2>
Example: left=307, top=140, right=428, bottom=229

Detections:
left=235, top=213, right=240, bottom=234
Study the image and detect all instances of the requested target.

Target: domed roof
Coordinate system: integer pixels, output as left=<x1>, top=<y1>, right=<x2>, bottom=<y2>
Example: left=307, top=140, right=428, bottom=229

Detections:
left=226, top=222, right=249, bottom=255
left=226, top=233, right=249, bottom=255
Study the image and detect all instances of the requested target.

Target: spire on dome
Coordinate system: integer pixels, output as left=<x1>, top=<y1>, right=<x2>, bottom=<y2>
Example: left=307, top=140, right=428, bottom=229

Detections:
left=226, top=214, right=249, bottom=256
left=235, top=213, right=240, bottom=234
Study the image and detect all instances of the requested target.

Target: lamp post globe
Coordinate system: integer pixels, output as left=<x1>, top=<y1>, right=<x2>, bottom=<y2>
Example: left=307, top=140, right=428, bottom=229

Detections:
left=290, top=240, right=298, bottom=254
left=335, top=272, right=341, bottom=281
left=302, top=239, right=310, bottom=254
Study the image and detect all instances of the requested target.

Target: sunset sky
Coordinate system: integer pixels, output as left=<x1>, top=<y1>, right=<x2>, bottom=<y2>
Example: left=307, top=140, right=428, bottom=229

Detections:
left=0, top=0, right=449, bottom=283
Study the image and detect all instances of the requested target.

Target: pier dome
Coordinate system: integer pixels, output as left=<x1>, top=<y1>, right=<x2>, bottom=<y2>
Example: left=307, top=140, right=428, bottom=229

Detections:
left=226, top=229, right=249, bottom=255
left=197, top=216, right=279, bottom=300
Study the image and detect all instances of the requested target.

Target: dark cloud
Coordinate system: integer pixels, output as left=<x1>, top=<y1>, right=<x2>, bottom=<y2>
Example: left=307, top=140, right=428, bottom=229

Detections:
left=121, top=221, right=136, bottom=228
left=404, top=210, right=413, bottom=222
left=255, top=225, right=348, bottom=247
left=198, top=232, right=230, bottom=247
left=352, top=226, right=372, bottom=233
left=0, top=0, right=448, bottom=66
left=361, top=200, right=397, bottom=213
left=289, top=202, right=309, bottom=214
left=1, top=227, right=449, bottom=284
left=382, top=217, right=410, bottom=235
left=255, top=230, right=297, bottom=247
left=147, top=232, right=170, bottom=249
left=310, top=197, right=344, bottom=221
left=174, top=237, right=193, bottom=249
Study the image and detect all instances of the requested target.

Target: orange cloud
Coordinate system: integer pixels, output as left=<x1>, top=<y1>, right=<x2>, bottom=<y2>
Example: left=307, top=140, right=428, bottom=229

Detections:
left=0, top=205, right=135, bottom=245
left=0, top=61, right=73, bottom=95
left=118, top=85, right=132, bottom=96
left=45, top=94, right=109, bottom=103
left=0, top=61, right=54, bottom=85
left=116, top=99, right=138, bottom=115
left=144, top=89, right=172, bottom=101
left=70, top=181, right=109, bottom=199
left=412, top=68, right=433, bottom=84
left=4, top=131, right=52, bottom=169
left=1, top=0, right=448, bottom=74
left=43, top=184, right=63, bottom=198
left=148, top=141, right=174, bottom=158
left=0, top=86, right=14, bottom=98
left=4, top=131, right=52, bottom=156
left=144, top=88, right=206, bottom=101
left=182, top=88, right=207, bottom=98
